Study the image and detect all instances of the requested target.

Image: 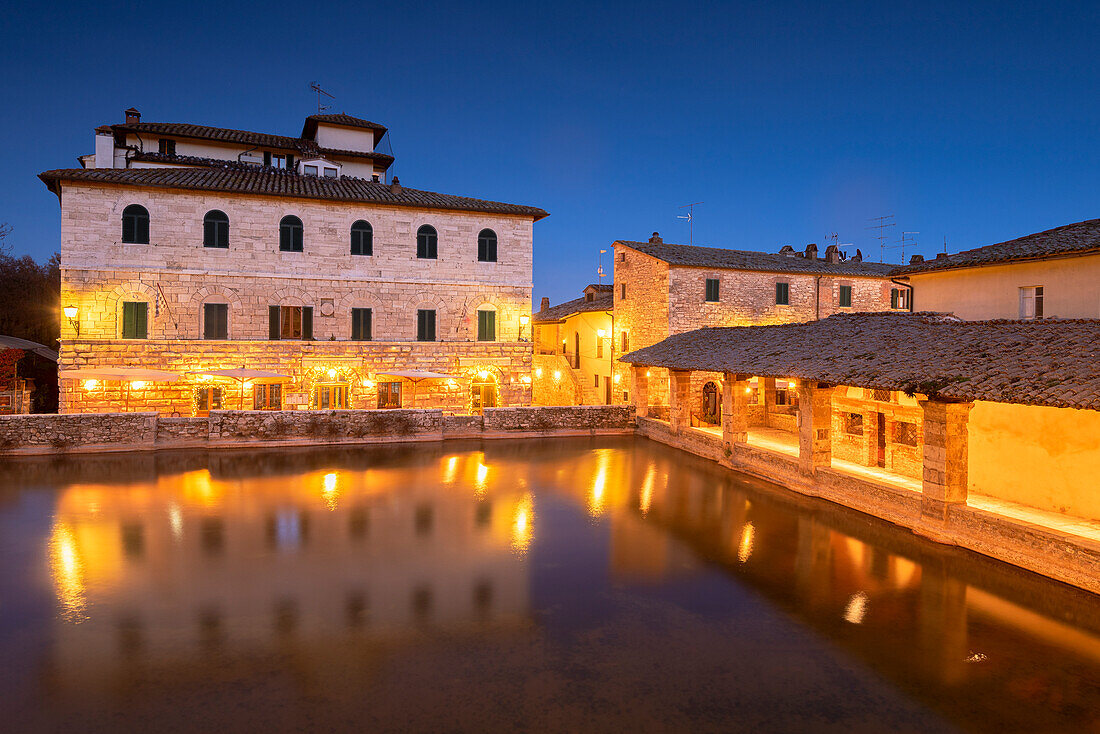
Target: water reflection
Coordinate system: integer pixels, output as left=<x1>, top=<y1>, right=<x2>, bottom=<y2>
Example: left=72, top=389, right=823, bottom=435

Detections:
left=1, top=438, right=1098, bottom=732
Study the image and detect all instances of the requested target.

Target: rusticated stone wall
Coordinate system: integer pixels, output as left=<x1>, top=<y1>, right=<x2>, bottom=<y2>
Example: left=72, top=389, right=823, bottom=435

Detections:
left=531, top=353, right=581, bottom=406
left=482, top=405, right=635, bottom=433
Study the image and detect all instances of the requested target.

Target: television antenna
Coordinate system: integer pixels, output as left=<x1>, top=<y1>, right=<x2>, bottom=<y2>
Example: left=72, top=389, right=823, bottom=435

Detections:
left=678, top=202, right=703, bottom=244
left=866, top=215, right=896, bottom=262
left=892, top=231, right=920, bottom=264
left=310, top=82, right=335, bottom=113
left=598, top=249, right=608, bottom=284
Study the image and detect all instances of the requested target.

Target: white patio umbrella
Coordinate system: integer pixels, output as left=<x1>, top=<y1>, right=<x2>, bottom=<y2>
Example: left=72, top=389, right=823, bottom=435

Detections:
left=59, top=367, right=180, bottom=410
left=375, top=370, right=460, bottom=408
left=187, top=368, right=292, bottom=410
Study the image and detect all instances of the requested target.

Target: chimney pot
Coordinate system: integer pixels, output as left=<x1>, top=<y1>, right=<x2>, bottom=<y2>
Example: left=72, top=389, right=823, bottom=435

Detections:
left=804, top=243, right=818, bottom=260
left=824, top=244, right=841, bottom=263
left=124, top=107, right=141, bottom=124
left=909, top=254, right=924, bottom=264
left=649, top=232, right=662, bottom=244
left=935, top=252, right=948, bottom=260
left=371, top=174, right=379, bottom=182
left=389, top=176, right=401, bottom=193
left=779, top=244, right=796, bottom=256
left=540, top=297, right=550, bottom=312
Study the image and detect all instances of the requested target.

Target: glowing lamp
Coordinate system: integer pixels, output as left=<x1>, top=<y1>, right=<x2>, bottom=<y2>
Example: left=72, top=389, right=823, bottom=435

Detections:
left=478, top=370, right=490, bottom=380
left=788, top=380, right=798, bottom=388
left=63, top=305, right=78, bottom=319
left=82, top=379, right=98, bottom=391
left=243, top=381, right=253, bottom=389
left=63, top=305, right=80, bottom=336
left=612, top=374, right=621, bottom=383
left=521, top=375, right=532, bottom=384
left=597, top=329, right=606, bottom=338
left=519, top=314, right=530, bottom=326
left=326, top=368, right=337, bottom=380
left=535, top=368, right=543, bottom=378
left=553, top=370, right=561, bottom=380
left=447, top=379, right=456, bottom=387
left=130, top=381, right=146, bottom=390
left=745, top=387, right=753, bottom=394
left=363, top=379, right=375, bottom=388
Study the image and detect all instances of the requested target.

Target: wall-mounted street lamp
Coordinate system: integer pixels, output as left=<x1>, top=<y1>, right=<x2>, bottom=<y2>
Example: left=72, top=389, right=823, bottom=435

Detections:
left=519, top=313, right=531, bottom=342
left=63, top=305, right=79, bottom=337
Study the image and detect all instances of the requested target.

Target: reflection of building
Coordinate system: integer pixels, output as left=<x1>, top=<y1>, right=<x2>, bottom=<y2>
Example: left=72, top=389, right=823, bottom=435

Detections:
left=41, top=108, right=547, bottom=415
left=48, top=452, right=532, bottom=692
left=532, top=284, right=614, bottom=405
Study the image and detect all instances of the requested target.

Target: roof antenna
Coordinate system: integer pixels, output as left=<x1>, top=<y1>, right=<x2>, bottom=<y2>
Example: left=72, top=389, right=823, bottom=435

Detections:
left=597, top=249, right=607, bottom=285
left=866, top=215, right=896, bottom=262
left=678, top=201, right=703, bottom=244
left=309, top=82, right=335, bottom=114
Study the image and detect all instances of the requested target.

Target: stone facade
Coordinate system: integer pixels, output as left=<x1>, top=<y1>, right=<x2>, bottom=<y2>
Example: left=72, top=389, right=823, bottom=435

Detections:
left=56, top=182, right=538, bottom=413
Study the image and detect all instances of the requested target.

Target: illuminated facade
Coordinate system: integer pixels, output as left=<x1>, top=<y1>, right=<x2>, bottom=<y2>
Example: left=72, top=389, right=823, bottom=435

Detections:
left=531, top=284, right=615, bottom=405
left=42, top=108, right=547, bottom=414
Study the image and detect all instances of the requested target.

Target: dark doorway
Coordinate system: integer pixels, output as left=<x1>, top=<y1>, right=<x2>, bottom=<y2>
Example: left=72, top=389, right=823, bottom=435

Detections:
left=604, top=376, right=611, bottom=405
left=876, top=413, right=887, bottom=468
left=574, top=332, right=581, bottom=369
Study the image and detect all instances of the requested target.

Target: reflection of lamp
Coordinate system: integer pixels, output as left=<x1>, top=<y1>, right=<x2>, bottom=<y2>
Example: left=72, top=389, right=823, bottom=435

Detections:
left=519, top=313, right=530, bottom=341
left=63, top=305, right=79, bottom=336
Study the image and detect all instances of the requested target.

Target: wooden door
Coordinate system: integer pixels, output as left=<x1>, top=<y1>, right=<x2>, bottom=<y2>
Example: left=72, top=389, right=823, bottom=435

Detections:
left=876, top=413, right=887, bottom=467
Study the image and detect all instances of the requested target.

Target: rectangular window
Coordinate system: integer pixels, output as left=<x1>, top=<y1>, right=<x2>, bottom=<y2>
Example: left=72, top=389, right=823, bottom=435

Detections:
left=775, top=386, right=789, bottom=405
left=253, top=383, right=282, bottom=410
left=596, top=338, right=603, bottom=358
left=775, top=282, right=790, bottom=305
left=839, top=284, right=852, bottom=308
left=351, top=308, right=373, bottom=341
left=312, top=384, right=348, bottom=410
left=304, top=165, right=317, bottom=176
left=894, top=421, right=919, bottom=447
left=619, top=252, right=626, bottom=263
left=377, top=382, right=402, bottom=409
left=1019, top=286, right=1044, bottom=320
left=620, top=283, right=626, bottom=300
left=890, top=288, right=899, bottom=309
left=121, top=301, right=148, bottom=339
left=621, top=331, right=629, bottom=353
left=594, top=374, right=600, bottom=387
left=323, top=167, right=338, bottom=178
left=158, top=138, right=176, bottom=155
left=845, top=412, right=864, bottom=436
left=203, top=303, right=228, bottom=340
left=281, top=306, right=302, bottom=339
left=477, top=310, right=496, bottom=341
left=705, top=278, right=720, bottom=302
left=269, top=305, right=313, bottom=340
left=270, top=153, right=287, bottom=169
left=195, top=386, right=223, bottom=415
left=417, top=309, right=437, bottom=341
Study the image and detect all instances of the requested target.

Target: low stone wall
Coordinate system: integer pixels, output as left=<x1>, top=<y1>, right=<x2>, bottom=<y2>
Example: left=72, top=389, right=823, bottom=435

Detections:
left=0, top=405, right=634, bottom=455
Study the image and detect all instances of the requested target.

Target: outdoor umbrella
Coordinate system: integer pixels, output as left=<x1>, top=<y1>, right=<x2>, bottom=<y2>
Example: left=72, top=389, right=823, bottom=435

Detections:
left=58, top=367, right=180, bottom=410
left=375, top=370, right=460, bottom=409
left=187, top=368, right=292, bottom=410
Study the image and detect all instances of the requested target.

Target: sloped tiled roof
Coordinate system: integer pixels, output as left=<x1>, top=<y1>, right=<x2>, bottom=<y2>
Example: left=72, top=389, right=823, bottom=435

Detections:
left=39, top=167, right=549, bottom=220
left=893, top=218, right=1100, bottom=274
left=620, top=312, right=1100, bottom=411
left=304, top=113, right=387, bottom=132
left=618, top=240, right=897, bottom=276
left=534, top=292, right=614, bottom=322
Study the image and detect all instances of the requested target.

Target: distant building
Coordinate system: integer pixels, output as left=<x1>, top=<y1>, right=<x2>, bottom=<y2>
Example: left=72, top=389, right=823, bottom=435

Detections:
left=532, top=284, right=614, bottom=405
left=41, top=108, right=547, bottom=415
left=0, top=336, right=59, bottom=414
left=895, top=218, right=1100, bottom=320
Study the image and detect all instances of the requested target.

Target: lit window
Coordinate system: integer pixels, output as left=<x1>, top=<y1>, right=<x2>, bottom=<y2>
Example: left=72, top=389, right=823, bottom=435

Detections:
left=195, top=386, right=224, bottom=416
left=253, top=383, right=282, bottom=410
left=312, top=384, right=348, bottom=409
left=846, top=412, right=864, bottom=435
left=121, top=204, right=149, bottom=244
left=377, top=381, right=402, bottom=409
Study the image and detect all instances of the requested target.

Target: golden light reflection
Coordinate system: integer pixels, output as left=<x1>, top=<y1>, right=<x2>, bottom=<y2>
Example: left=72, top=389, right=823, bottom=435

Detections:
left=168, top=503, right=183, bottom=539
left=443, top=456, right=459, bottom=484
left=844, top=591, right=869, bottom=624
left=639, top=466, right=655, bottom=515
left=511, top=493, right=534, bottom=554
left=737, top=522, right=755, bottom=563
left=322, top=472, right=340, bottom=511
left=49, top=521, right=87, bottom=623
left=182, top=469, right=220, bottom=507
left=475, top=462, right=489, bottom=493
left=588, top=452, right=610, bottom=518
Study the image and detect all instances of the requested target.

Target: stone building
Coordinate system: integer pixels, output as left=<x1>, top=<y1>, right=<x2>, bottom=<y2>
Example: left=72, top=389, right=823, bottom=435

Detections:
left=611, top=233, right=906, bottom=416
left=41, top=109, right=547, bottom=415
left=531, top=284, right=615, bottom=405
left=893, top=218, right=1100, bottom=320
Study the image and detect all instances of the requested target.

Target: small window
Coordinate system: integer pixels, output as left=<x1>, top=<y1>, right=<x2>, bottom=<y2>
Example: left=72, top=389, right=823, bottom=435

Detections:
left=304, top=165, right=317, bottom=176
left=254, top=383, right=282, bottom=410
left=594, top=374, right=600, bottom=387
left=268, top=305, right=312, bottom=340
left=620, top=283, right=626, bottom=300
left=121, top=204, right=149, bottom=244
left=269, top=153, right=287, bottom=169
left=775, top=281, right=790, bottom=305
left=195, top=386, right=224, bottom=416
left=1020, top=286, right=1044, bottom=320
left=323, top=167, right=338, bottom=178
left=477, top=309, right=496, bottom=341
left=351, top=308, right=373, bottom=341
left=158, top=138, right=176, bottom=155
left=619, top=252, right=626, bottom=263
left=312, top=384, right=348, bottom=410
left=621, top=331, right=629, bottom=353
left=705, top=278, right=720, bottom=302
left=279, top=215, right=303, bottom=252
left=894, top=421, right=919, bottom=447
left=203, top=303, right=228, bottom=340
left=596, top=337, right=603, bottom=358
left=121, top=301, right=148, bottom=339
left=845, top=412, right=864, bottom=435
left=203, top=210, right=229, bottom=248
left=417, top=309, right=437, bottom=341
left=477, top=229, right=497, bottom=262
left=871, top=389, right=892, bottom=403
left=350, top=220, right=373, bottom=256
left=377, top=382, right=402, bottom=409
left=839, top=284, right=852, bottom=308
left=417, top=225, right=438, bottom=259
left=890, top=288, right=899, bottom=309
left=586, top=292, right=595, bottom=302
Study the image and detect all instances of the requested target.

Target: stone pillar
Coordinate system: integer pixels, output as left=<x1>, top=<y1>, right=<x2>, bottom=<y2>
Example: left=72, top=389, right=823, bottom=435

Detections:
left=762, top=377, right=777, bottom=427
left=797, top=382, right=834, bottom=475
left=668, top=370, right=691, bottom=435
left=632, top=365, right=649, bottom=419
left=919, top=400, right=973, bottom=519
left=721, top=372, right=749, bottom=450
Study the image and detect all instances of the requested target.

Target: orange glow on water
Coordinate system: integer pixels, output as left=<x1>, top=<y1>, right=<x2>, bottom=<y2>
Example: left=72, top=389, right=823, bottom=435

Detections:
left=511, top=493, right=534, bottom=554
left=49, top=521, right=87, bottom=623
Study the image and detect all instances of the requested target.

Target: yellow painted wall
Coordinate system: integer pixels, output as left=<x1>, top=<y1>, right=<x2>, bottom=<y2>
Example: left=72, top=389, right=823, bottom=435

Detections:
left=910, top=253, right=1100, bottom=320
left=969, top=401, right=1100, bottom=519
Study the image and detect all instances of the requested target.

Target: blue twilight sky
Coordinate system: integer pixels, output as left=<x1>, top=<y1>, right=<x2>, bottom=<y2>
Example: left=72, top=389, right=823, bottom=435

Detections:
left=1, top=0, right=1097, bottom=305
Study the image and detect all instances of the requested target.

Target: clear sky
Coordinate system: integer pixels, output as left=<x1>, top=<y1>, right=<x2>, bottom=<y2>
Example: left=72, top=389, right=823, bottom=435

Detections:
left=2, top=0, right=1097, bottom=305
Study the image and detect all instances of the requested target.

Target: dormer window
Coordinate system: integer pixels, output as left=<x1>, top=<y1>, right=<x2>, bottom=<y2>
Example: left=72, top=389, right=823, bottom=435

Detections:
left=264, top=152, right=293, bottom=170
left=323, top=167, right=338, bottom=178
left=299, top=159, right=340, bottom=178
left=158, top=138, right=176, bottom=155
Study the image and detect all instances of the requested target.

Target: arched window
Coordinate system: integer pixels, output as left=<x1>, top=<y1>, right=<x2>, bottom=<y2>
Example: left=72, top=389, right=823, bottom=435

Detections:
left=477, top=229, right=497, bottom=262
left=350, top=220, right=373, bottom=256
left=416, top=225, right=437, bottom=259
left=203, top=210, right=229, bottom=248
left=279, top=215, right=303, bottom=252
left=702, top=381, right=720, bottom=424
left=121, top=204, right=149, bottom=244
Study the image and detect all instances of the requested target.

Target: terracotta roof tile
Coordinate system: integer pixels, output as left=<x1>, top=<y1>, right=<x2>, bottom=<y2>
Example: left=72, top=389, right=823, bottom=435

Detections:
left=534, top=292, right=614, bottom=322
left=620, top=312, right=1100, bottom=411
left=618, top=240, right=897, bottom=277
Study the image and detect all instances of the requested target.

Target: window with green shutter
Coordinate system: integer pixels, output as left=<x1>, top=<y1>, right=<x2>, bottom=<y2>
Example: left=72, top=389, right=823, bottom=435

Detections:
left=477, top=309, right=496, bottom=341
left=351, top=308, right=373, bottom=340
left=705, top=278, right=719, bottom=302
left=839, top=284, right=852, bottom=308
left=121, top=301, right=148, bottom=339
left=775, top=282, right=790, bottom=305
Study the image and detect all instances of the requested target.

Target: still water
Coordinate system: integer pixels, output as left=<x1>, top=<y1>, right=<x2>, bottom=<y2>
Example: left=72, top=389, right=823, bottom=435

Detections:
left=1, top=436, right=1098, bottom=733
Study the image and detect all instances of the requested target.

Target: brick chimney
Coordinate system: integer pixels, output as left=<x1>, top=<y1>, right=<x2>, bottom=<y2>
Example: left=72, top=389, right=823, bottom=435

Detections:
left=389, top=176, right=401, bottom=194
left=124, top=107, right=141, bottom=124
left=649, top=232, right=662, bottom=244
left=804, top=243, right=818, bottom=260
left=540, top=297, right=550, bottom=312
left=909, top=254, right=924, bottom=264
left=935, top=252, right=948, bottom=261
left=778, top=244, right=796, bottom=257
left=824, top=244, right=841, bottom=263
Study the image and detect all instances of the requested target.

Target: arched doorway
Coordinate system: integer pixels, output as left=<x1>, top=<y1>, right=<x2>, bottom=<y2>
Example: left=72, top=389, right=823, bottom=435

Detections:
left=701, top=381, right=720, bottom=425
left=471, top=373, right=498, bottom=414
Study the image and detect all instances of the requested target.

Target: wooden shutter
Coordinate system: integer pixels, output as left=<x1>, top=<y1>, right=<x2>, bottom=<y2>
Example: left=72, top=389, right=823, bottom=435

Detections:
left=302, top=307, right=313, bottom=340
left=269, top=306, right=280, bottom=340
left=122, top=302, right=134, bottom=338
left=134, top=302, right=148, bottom=338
